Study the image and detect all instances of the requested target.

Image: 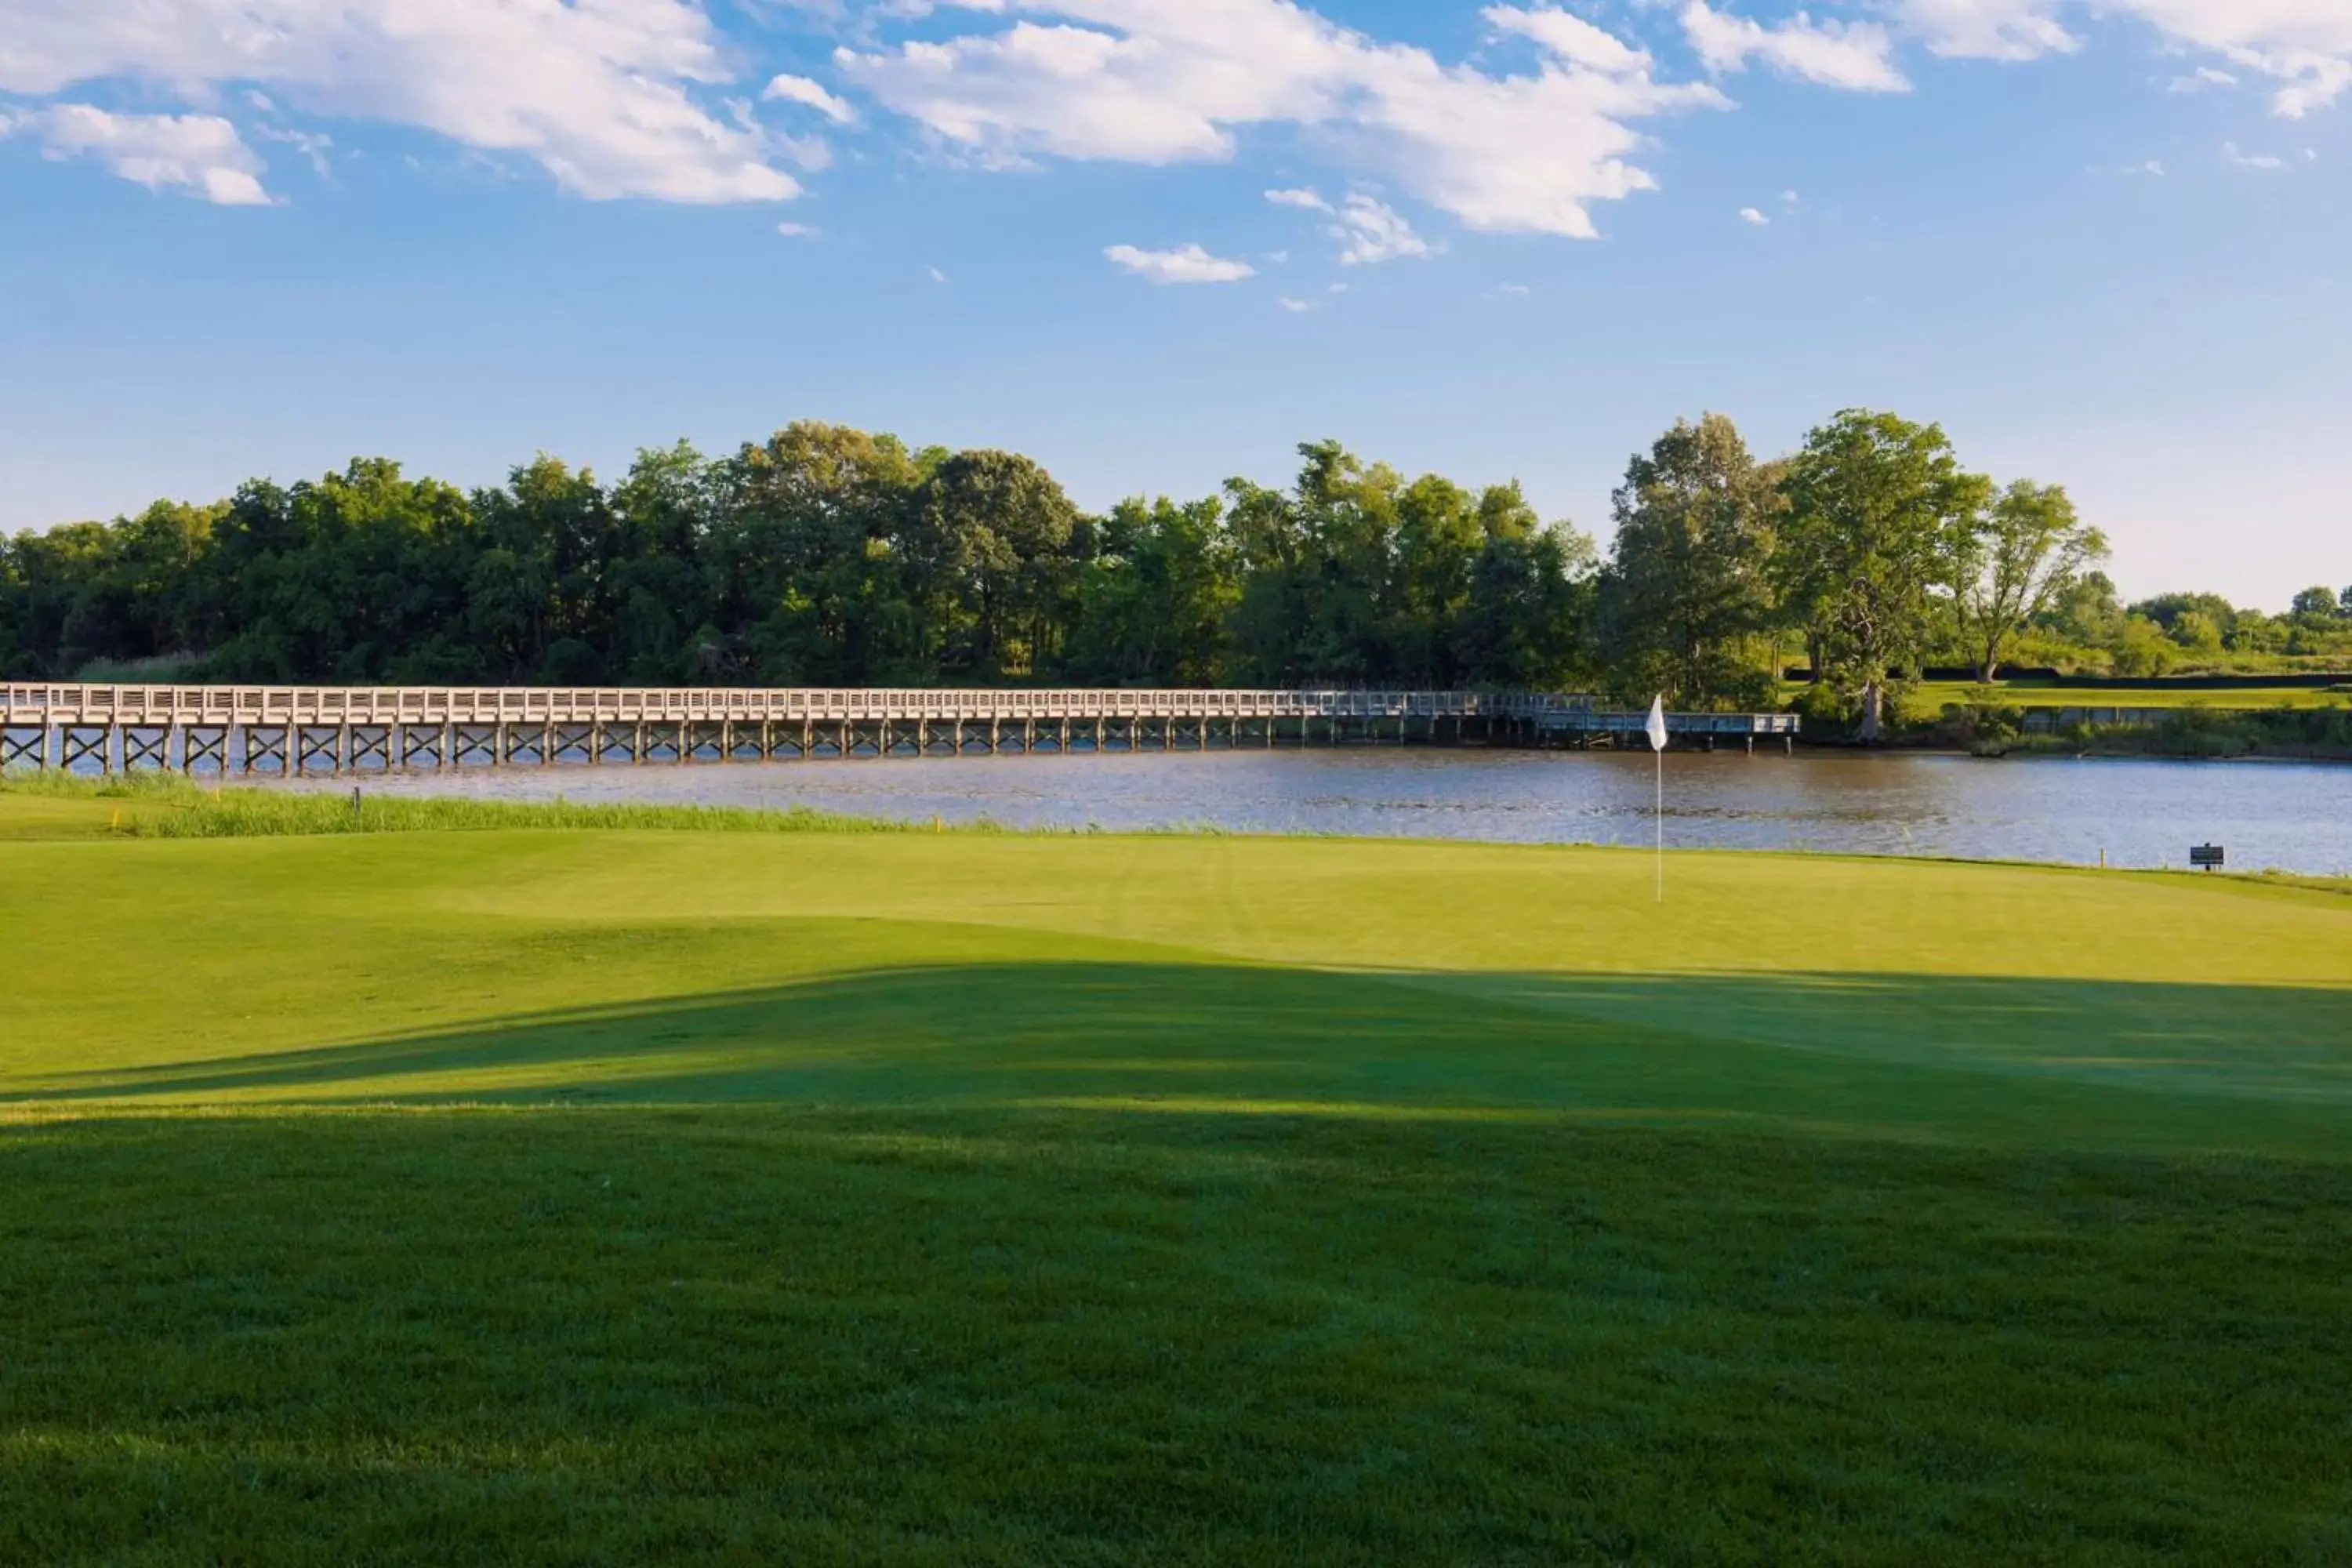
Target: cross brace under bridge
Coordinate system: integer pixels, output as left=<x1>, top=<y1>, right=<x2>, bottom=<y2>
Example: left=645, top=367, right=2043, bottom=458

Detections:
left=0, top=685, right=1798, bottom=775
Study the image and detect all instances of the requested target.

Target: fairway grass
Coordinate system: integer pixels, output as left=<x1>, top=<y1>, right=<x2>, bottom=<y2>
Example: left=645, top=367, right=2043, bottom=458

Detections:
left=5, top=802, right=2350, bottom=1561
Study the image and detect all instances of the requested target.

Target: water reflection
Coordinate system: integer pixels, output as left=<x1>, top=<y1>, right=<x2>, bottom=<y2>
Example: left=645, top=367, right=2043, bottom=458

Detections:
left=281, top=748, right=2352, bottom=876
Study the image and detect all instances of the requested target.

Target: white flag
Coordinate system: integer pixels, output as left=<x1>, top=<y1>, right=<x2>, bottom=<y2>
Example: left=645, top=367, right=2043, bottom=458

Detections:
left=1645, top=695, right=1668, bottom=753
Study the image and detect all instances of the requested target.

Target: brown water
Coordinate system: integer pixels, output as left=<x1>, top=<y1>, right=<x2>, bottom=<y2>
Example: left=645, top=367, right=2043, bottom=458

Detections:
left=292, top=748, right=2352, bottom=876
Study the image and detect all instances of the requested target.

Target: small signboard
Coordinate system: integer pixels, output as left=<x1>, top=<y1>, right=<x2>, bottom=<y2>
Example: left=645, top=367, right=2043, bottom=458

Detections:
left=2190, top=844, right=2225, bottom=872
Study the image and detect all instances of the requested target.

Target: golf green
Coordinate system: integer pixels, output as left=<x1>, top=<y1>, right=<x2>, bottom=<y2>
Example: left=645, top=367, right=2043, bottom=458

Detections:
left=5, top=812, right=2349, bottom=1561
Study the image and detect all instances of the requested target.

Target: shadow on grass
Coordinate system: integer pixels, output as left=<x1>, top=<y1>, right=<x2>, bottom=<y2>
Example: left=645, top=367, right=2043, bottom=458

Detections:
left=2, top=1100, right=2350, bottom=1564
left=18, top=960, right=2352, bottom=1155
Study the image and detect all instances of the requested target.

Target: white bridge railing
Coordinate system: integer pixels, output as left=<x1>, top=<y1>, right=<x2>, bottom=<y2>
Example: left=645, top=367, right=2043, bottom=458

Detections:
left=3, top=684, right=1608, bottom=725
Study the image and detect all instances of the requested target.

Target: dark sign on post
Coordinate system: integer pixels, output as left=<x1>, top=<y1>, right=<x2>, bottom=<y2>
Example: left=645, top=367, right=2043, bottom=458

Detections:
left=2190, top=844, right=2225, bottom=871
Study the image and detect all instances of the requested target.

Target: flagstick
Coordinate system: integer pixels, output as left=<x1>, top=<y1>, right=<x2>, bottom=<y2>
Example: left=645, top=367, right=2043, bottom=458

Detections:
left=1654, top=745, right=1664, bottom=904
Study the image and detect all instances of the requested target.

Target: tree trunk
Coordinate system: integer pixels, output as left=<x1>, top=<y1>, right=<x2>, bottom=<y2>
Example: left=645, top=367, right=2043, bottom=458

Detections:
left=1857, top=677, right=1885, bottom=744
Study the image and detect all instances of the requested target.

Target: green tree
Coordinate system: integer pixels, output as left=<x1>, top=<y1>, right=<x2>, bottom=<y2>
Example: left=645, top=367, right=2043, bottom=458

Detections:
left=1951, top=480, right=2107, bottom=681
left=1596, top=414, right=1781, bottom=709
left=2290, top=586, right=2341, bottom=621
left=1389, top=474, right=1484, bottom=686
left=713, top=423, right=920, bottom=683
left=1064, top=495, right=1238, bottom=685
left=908, top=450, right=1080, bottom=678
left=1776, top=410, right=1991, bottom=742
left=1455, top=493, right=1598, bottom=689
left=2109, top=615, right=2177, bottom=677
left=2127, top=592, right=2235, bottom=633
left=604, top=441, right=720, bottom=681
left=2167, top=609, right=2225, bottom=652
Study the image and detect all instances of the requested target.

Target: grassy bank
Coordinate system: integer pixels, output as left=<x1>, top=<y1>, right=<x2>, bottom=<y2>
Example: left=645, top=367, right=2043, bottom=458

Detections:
left=4, top=805, right=2350, bottom=1560
left=0, top=769, right=974, bottom=839
left=1910, top=677, right=2351, bottom=712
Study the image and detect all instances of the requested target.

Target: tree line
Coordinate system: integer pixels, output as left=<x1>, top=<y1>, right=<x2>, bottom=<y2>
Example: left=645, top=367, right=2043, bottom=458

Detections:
left=4, top=412, right=2345, bottom=739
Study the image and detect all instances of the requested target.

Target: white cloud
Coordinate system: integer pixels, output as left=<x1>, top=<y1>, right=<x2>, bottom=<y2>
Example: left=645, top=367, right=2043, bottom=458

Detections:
left=1484, top=5, right=1653, bottom=76
left=0, top=0, right=805, bottom=203
left=1493, top=281, right=1531, bottom=295
left=1682, top=2, right=1910, bottom=92
left=1277, top=294, right=1314, bottom=311
left=1265, top=186, right=1332, bottom=210
left=1895, top=0, right=2078, bottom=62
left=5, top=104, right=273, bottom=205
left=1104, top=241, right=1256, bottom=282
left=927, top=264, right=949, bottom=282
left=2125, top=158, right=2165, bottom=174
left=1738, top=205, right=1769, bottom=223
left=255, top=123, right=334, bottom=178
left=2169, top=65, right=2240, bottom=93
left=1894, top=1, right=2352, bottom=116
left=1328, top=192, right=1432, bottom=264
left=2225, top=141, right=2285, bottom=169
left=764, top=74, right=859, bottom=125
left=837, top=0, right=1729, bottom=241
left=1780, top=187, right=1800, bottom=203
left=777, top=220, right=821, bottom=236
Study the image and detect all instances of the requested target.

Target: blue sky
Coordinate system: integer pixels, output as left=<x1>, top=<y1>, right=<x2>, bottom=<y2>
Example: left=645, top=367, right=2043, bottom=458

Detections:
left=2, top=0, right=2346, bottom=605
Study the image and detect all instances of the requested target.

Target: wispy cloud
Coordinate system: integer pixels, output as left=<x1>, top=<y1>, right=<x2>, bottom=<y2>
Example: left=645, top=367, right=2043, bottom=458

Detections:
left=1104, top=242, right=1256, bottom=284
left=1895, top=1, right=2352, bottom=118
left=764, top=74, right=858, bottom=125
left=1738, top=205, right=1769, bottom=225
left=1329, top=194, right=1432, bottom=265
left=5, top=104, right=273, bottom=205
left=1264, top=187, right=1331, bottom=212
left=1484, top=5, right=1652, bottom=76
left=2168, top=65, right=2239, bottom=94
left=1682, top=2, right=1909, bottom=93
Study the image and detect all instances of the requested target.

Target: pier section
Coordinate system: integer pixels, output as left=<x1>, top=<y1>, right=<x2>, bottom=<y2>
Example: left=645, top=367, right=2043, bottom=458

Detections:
left=1, top=686, right=1799, bottom=774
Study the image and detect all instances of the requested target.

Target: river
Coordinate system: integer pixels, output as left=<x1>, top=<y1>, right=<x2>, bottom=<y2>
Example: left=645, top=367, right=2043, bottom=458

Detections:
left=283, top=749, right=2352, bottom=876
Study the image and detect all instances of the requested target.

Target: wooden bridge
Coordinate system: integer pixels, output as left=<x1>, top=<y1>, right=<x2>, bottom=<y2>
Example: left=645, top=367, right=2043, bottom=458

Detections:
left=0, top=685, right=1798, bottom=775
